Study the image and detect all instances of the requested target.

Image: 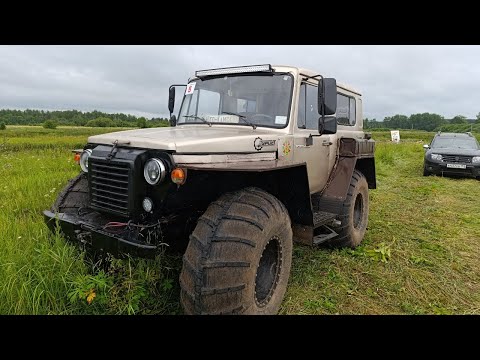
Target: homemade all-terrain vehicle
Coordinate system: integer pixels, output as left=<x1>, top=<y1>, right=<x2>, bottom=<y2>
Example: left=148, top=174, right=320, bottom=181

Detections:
left=44, top=64, right=376, bottom=315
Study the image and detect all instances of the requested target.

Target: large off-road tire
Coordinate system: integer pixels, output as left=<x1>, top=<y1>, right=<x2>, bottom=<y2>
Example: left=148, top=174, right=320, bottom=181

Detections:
left=330, top=170, right=369, bottom=248
left=52, top=173, right=89, bottom=214
left=179, top=187, right=293, bottom=315
left=50, top=173, right=108, bottom=267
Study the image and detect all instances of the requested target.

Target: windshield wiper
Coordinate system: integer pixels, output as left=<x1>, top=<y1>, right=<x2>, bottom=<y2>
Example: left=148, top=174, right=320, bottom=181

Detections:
left=221, top=111, right=257, bottom=130
left=184, top=114, right=212, bottom=127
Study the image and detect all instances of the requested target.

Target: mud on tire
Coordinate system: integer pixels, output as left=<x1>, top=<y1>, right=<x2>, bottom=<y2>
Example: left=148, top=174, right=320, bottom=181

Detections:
left=52, top=173, right=89, bottom=214
left=49, top=173, right=104, bottom=265
left=329, top=170, right=369, bottom=248
left=179, top=187, right=293, bottom=315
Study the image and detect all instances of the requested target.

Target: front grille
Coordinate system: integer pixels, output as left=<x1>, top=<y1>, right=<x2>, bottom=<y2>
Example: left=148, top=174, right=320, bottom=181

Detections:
left=441, top=155, right=472, bottom=163
left=90, top=159, right=130, bottom=216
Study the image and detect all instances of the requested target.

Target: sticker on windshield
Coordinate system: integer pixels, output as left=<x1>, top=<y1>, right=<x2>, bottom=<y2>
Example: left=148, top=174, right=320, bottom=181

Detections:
left=204, top=115, right=239, bottom=123
left=185, top=82, right=196, bottom=95
left=275, top=116, right=287, bottom=125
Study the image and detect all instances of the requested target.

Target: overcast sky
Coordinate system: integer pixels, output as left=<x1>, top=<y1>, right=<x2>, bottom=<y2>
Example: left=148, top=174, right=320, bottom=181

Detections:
left=1, top=45, right=479, bottom=120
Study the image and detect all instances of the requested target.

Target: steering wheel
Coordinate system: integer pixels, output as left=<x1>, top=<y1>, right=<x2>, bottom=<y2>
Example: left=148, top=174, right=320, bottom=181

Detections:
left=251, top=114, right=275, bottom=123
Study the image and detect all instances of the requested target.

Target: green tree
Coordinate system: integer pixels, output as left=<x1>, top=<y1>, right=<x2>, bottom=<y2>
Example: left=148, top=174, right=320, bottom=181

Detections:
left=450, top=115, right=468, bottom=124
left=0, top=109, right=164, bottom=127
left=148, top=118, right=170, bottom=128
left=0, top=122, right=5, bottom=130
left=383, top=114, right=409, bottom=129
left=475, top=112, right=480, bottom=124
left=409, top=113, right=445, bottom=131
left=73, top=115, right=87, bottom=126
left=363, top=117, right=370, bottom=129
left=43, top=120, right=57, bottom=129
left=86, top=117, right=115, bottom=127
left=137, top=117, right=147, bottom=128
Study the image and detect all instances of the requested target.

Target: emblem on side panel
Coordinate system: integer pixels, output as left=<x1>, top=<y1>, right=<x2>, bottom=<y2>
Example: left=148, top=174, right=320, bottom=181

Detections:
left=254, top=137, right=276, bottom=151
left=282, top=141, right=292, bottom=156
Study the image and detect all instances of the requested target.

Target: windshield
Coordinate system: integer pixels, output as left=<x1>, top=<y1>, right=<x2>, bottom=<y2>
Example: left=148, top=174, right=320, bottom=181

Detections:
left=431, top=137, right=479, bottom=150
left=177, top=74, right=293, bottom=128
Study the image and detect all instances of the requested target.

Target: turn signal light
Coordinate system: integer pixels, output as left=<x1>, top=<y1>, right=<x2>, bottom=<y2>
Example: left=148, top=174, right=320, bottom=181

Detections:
left=74, top=153, right=81, bottom=163
left=171, top=168, right=186, bottom=185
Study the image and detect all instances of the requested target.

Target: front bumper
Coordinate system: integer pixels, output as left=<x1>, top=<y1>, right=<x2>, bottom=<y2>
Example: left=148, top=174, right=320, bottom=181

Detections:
left=424, top=160, right=480, bottom=177
left=43, top=210, right=157, bottom=258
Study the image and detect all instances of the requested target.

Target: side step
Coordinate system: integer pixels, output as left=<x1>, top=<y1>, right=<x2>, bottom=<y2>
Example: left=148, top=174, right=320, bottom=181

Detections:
left=312, top=211, right=339, bottom=245
left=313, top=211, right=338, bottom=228
left=313, top=225, right=338, bottom=245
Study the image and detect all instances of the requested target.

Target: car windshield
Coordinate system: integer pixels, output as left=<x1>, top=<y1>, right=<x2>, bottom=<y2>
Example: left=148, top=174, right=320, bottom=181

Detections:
left=177, top=74, right=293, bottom=128
left=431, top=137, right=479, bottom=150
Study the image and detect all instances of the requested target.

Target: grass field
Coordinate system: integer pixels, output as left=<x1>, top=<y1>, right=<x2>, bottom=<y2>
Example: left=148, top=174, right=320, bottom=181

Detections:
left=1, top=126, right=479, bottom=314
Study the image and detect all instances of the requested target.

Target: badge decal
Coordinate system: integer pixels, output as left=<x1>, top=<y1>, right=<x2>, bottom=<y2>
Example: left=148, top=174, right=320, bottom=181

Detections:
left=282, top=141, right=292, bottom=156
left=254, top=137, right=276, bottom=151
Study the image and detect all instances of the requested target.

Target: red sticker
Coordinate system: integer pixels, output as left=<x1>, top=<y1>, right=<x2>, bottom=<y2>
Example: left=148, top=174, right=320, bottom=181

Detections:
left=185, top=82, right=196, bottom=95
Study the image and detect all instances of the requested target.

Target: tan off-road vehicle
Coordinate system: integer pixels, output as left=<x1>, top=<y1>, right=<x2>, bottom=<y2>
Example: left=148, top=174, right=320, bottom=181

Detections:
left=45, top=64, right=376, bottom=315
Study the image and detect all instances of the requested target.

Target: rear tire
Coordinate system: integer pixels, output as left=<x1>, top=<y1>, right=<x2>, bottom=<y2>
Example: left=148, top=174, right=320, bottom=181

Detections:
left=329, top=170, right=369, bottom=248
left=179, top=187, right=293, bottom=315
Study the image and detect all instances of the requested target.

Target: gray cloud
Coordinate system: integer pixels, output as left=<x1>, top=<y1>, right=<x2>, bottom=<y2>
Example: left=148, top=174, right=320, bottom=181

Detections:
left=0, top=45, right=479, bottom=120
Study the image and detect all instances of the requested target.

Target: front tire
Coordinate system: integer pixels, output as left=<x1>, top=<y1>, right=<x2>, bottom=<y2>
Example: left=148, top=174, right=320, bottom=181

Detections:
left=52, top=173, right=89, bottom=214
left=50, top=173, right=105, bottom=267
left=179, top=187, right=293, bottom=315
left=423, top=165, right=431, bottom=176
left=330, top=170, right=369, bottom=248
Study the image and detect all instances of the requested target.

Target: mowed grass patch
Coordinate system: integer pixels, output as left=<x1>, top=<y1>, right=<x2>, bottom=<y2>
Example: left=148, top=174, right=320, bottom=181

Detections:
left=0, top=126, right=134, bottom=151
left=1, top=126, right=480, bottom=314
left=281, top=139, right=480, bottom=314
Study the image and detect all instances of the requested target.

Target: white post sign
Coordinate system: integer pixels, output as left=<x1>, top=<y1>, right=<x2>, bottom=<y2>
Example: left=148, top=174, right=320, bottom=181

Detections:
left=391, top=130, right=400, bottom=143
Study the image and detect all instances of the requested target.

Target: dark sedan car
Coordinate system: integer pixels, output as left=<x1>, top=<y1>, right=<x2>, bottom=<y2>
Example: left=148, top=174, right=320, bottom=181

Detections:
left=423, top=132, right=480, bottom=178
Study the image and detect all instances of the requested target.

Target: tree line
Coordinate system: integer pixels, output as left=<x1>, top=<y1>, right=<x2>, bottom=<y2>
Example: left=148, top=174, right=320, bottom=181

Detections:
left=0, top=109, right=169, bottom=129
left=1, top=109, right=480, bottom=133
left=364, top=113, right=480, bottom=132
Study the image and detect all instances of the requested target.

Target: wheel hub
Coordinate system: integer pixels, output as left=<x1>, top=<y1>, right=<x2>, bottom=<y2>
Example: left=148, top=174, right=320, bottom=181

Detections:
left=255, top=236, right=282, bottom=307
left=353, top=193, right=363, bottom=229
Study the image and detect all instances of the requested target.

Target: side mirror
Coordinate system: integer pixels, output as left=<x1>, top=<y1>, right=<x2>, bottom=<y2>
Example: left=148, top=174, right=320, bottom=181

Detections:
left=168, top=86, right=176, bottom=115
left=423, top=144, right=429, bottom=150
left=318, top=78, right=337, bottom=116
left=319, top=115, right=337, bottom=135
left=170, top=115, right=177, bottom=127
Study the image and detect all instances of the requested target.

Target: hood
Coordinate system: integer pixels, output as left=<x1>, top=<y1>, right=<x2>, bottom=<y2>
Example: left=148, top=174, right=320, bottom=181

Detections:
left=428, top=148, right=480, bottom=156
left=87, top=125, right=282, bottom=153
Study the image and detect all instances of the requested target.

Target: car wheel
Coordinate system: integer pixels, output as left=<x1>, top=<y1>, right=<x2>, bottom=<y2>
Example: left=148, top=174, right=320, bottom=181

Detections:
left=423, top=165, right=431, bottom=176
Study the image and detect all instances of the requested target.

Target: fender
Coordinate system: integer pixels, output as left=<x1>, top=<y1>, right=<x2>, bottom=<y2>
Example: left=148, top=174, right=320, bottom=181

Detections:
left=314, top=137, right=376, bottom=214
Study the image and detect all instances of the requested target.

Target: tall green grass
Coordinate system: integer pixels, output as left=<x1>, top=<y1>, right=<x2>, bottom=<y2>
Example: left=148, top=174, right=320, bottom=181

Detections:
left=0, top=127, right=180, bottom=314
left=1, top=126, right=480, bottom=314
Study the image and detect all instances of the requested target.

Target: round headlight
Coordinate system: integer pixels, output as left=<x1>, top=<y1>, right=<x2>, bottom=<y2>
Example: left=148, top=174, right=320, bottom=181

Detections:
left=144, top=158, right=166, bottom=185
left=80, top=149, right=92, bottom=173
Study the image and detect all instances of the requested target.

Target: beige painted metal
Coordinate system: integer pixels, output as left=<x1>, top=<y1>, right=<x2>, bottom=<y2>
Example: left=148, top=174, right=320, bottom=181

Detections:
left=88, top=65, right=364, bottom=194
left=173, top=152, right=276, bottom=164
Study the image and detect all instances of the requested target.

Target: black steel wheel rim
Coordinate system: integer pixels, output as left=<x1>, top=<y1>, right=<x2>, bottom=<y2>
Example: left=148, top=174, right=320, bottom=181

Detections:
left=255, top=236, right=282, bottom=307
